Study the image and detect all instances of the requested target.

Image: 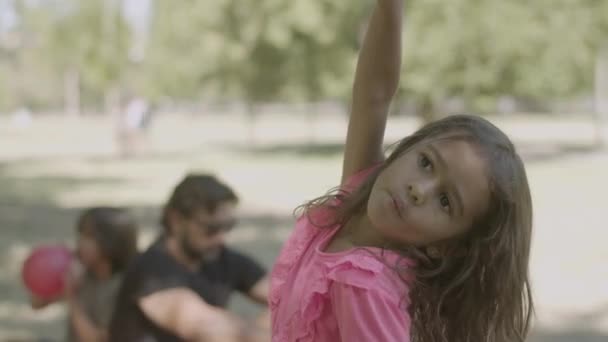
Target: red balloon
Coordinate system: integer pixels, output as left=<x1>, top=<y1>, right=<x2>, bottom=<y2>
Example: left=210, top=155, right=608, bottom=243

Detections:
left=22, top=245, right=73, bottom=299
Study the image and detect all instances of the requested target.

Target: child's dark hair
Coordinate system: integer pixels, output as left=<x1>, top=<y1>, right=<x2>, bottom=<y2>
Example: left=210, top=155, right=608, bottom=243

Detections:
left=77, top=207, right=138, bottom=274
left=161, top=174, right=238, bottom=232
left=301, top=115, right=534, bottom=342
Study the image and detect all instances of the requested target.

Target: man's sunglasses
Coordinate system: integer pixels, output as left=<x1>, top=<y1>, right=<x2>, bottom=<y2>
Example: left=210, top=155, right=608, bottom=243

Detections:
left=193, top=218, right=237, bottom=236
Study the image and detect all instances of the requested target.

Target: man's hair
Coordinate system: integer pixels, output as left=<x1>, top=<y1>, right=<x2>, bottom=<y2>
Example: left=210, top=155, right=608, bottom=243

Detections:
left=161, top=174, right=238, bottom=231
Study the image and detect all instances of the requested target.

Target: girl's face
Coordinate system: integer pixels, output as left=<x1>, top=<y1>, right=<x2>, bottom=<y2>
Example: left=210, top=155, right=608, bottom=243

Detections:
left=76, top=221, right=105, bottom=269
left=367, top=138, right=491, bottom=247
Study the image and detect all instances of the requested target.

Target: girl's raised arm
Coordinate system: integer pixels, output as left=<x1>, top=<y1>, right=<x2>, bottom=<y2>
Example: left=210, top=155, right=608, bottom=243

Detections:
left=342, top=0, right=404, bottom=183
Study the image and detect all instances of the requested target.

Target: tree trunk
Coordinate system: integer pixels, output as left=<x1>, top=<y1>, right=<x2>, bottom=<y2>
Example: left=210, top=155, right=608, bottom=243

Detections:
left=306, top=102, right=318, bottom=146
left=64, top=68, right=80, bottom=117
left=104, top=87, right=121, bottom=117
left=419, top=97, right=437, bottom=124
left=246, top=101, right=257, bottom=147
left=594, top=42, right=608, bottom=148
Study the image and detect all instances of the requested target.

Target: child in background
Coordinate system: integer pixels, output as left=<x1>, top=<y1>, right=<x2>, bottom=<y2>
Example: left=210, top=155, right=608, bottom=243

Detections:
left=31, top=207, right=138, bottom=342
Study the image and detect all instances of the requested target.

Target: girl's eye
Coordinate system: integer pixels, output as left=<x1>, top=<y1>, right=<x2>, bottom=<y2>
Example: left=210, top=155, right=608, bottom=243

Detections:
left=419, top=154, right=433, bottom=171
left=439, top=193, right=451, bottom=213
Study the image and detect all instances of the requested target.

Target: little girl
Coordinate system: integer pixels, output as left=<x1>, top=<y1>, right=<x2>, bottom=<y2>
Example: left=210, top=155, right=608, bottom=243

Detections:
left=31, top=207, right=138, bottom=342
left=269, top=1, right=533, bottom=341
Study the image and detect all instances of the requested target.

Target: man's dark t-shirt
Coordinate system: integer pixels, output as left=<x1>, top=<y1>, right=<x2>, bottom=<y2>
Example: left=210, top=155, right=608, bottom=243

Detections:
left=108, top=240, right=266, bottom=342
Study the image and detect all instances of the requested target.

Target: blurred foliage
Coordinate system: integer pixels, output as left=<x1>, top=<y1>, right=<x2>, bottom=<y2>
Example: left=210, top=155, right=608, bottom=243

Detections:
left=1, top=0, right=129, bottom=110
left=141, top=0, right=365, bottom=104
left=0, top=0, right=607, bottom=116
left=403, top=0, right=608, bottom=116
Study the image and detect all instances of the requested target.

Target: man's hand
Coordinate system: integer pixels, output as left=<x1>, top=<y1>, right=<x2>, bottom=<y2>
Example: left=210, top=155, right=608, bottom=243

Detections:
left=242, top=311, right=271, bottom=342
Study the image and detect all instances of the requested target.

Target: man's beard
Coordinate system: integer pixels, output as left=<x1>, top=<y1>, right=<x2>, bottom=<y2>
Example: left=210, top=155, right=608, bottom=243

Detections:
left=179, top=233, right=222, bottom=263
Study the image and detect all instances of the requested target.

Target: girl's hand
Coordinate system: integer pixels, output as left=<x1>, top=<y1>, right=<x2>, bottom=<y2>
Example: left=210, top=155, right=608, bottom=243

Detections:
left=64, top=260, right=85, bottom=298
left=29, top=293, right=61, bottom=309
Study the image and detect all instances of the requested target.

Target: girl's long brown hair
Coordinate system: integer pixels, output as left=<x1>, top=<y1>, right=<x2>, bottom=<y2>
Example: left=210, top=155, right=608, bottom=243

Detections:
left=300, top=115, right=534, bottom=342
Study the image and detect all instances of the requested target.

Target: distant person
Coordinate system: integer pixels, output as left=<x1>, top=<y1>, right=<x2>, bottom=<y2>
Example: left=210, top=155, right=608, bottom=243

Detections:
left=270, top=1, right=534, bottom=341
left=30, top=207, right=138, bottom=342
left=116, top=96, right=153, bottom=158
left=109, top=174, right=269, bottom=342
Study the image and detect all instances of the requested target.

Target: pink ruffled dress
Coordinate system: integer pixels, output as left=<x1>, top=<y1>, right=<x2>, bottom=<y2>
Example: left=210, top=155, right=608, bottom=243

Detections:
left=270, top=167, right=414, bottom=341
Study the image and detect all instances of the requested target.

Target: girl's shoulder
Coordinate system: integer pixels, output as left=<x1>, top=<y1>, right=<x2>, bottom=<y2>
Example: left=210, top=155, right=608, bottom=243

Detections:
left=286, top=164, right=383, bottom=255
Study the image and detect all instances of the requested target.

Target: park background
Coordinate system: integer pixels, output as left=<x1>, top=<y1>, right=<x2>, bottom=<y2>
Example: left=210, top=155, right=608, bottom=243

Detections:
left=0, top=0, right=607, bottom=341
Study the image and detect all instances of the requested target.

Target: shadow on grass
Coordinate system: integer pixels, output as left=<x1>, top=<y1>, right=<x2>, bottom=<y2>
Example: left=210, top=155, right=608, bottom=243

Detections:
left=226, top=142, right=345, bottom=157
left=223, top=140, right=605, bottom=164
left=530, top=329, right=608, bottom=342
left=530, top=303, right=608, bottom=342
left=0, top=162, right=128, bottom=208
left=3, top=138, right=605, bottom=167
left=0, top=162, right=133, bottom=340
left=1, top=145, right=606, bottom=340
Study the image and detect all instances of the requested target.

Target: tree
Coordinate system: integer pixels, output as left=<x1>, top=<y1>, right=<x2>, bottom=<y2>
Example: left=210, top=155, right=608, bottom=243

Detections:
left=401, top=0, right=608, bottom=121
left=5, top=0, right=608, bottom=122
left=21, top=0, right=130, bottom=114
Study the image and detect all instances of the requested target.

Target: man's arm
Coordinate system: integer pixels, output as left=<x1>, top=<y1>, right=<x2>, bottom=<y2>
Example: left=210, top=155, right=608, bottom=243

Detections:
left=246, top=277, right=271, bottom=340
left=138, top=287, right=244, bottom=342
left=226, top=248, right=267, bottom=305
left=246, top=276, right=269, bottom=305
